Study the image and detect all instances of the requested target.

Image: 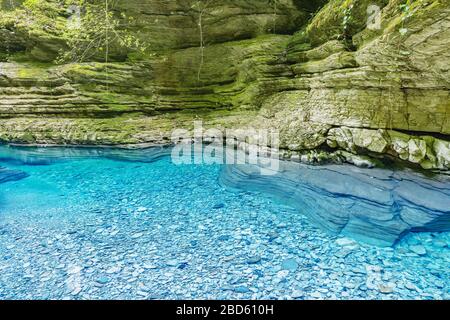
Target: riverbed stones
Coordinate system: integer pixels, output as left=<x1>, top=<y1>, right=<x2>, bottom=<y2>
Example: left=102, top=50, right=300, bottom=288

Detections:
left=96, top=276, right=110, bottom=285
left=233, top=286, right=250, bottom=294
left=106, top=266, right=122, bottom=274
left=326, top=128, right=450, bottom=170
left=0, top=128, right=449, bottom=302
left=378, top=284, right=395, bottom=294
left=409, top=245, right=427, bottom=256
left=336, top=238, right=358, bottom=247
left=131, top=232, right=144, bottom=239
left=166, top=260, right=179, bottom=267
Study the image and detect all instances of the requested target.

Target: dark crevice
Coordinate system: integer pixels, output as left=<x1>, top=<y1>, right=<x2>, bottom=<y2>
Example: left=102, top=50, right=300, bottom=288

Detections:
left=392, top=129, right=450, bottom=141
left=292, top=0, right=329, bottom=14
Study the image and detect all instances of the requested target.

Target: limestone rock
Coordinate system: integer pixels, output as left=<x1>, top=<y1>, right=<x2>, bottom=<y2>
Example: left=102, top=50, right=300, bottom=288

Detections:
left=328, top=127, right=389, bottom=154
left=325, top=127, right=450, bottom=171
left=0, top=0, right=448, bottom=172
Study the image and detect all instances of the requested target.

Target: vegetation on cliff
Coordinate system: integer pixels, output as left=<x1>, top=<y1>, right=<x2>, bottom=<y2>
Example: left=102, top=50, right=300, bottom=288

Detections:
left=0, top=0, right=449, bottom=171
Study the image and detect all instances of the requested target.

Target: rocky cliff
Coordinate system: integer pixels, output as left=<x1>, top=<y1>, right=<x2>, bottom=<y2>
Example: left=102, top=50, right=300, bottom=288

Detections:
left=0, top=0, right=449, bottom=171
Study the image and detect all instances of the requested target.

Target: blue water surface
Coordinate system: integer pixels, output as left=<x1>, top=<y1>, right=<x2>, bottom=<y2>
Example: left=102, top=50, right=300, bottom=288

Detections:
left=0, top=146, right=448, bottom=300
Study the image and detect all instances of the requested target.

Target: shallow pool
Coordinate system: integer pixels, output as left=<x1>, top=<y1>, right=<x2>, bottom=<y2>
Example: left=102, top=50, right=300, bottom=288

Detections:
left=0, top=146, right=448, bottom=299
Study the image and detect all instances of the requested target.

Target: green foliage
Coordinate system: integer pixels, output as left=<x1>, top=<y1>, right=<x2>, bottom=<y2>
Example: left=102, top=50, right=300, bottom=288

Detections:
left=398, top=0, right=414, bottom=36
left=341, top=2, right=354, bottom=41
left=0, top=0, right=61, bottom=36
left=0, top=0, right=147, bottom=63
left=57, top=0, right=147, bottom=63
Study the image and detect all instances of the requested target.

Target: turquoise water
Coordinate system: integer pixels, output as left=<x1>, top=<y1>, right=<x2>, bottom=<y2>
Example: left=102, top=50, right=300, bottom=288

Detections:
left=0, top=146, right=448, bottom=300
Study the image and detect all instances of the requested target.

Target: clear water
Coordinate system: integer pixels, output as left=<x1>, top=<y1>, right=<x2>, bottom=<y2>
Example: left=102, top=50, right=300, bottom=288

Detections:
left=0, top=146, right=448, bottom=300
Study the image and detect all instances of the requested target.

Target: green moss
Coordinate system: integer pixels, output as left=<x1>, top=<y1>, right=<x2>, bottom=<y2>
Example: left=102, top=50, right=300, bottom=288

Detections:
left=14, top=62, right=52, bottom=78
left=289, top=0, right=389, bottom=48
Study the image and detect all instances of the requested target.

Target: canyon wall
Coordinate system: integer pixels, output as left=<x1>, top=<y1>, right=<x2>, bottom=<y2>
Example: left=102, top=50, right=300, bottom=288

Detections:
left=0, top=0, right=449, bottom=171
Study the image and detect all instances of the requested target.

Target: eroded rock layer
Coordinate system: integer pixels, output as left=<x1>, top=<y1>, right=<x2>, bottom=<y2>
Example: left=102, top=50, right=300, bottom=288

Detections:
left=0, top=166, right=28, bottom=183
left=220, top=159, right=450, bottom=246
left=1, top=143, right=449, bottom=246
left=0, top=0, right=449, bottom=171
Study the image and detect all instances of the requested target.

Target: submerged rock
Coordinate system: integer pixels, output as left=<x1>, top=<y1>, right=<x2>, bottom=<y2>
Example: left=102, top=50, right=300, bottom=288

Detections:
left=233, top=286, right=251, bottom=294
left=378, top=284, right=395, bottom=294
left=220, top=158, right=450, bottom=247
left=335, top=238, right=357, bottom=247
left=409, top=245, right=427, bottom=256
left=246, top=256, right=262, bottom=265
left=96, top=276, right=110, bottom=285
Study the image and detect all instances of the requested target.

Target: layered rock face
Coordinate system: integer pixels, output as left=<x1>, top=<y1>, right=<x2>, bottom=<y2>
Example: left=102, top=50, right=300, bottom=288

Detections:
left=251, top=0, right=450, bottom=171
left=0, top=0, right=449, bottom=171
left=0, top=0, right=309, bottom=144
